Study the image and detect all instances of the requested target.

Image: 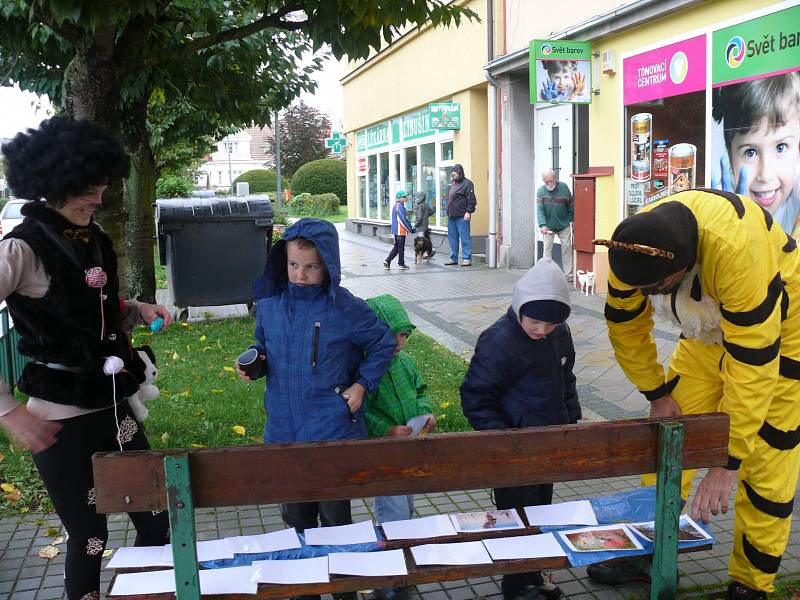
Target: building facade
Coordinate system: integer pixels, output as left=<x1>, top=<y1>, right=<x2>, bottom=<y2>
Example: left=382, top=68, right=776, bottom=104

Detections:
left=196, top=126, right=273, bottom=190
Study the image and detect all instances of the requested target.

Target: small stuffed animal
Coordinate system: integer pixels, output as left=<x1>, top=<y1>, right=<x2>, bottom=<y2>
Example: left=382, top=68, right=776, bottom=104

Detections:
left=127, top=346, right=160, bottom=422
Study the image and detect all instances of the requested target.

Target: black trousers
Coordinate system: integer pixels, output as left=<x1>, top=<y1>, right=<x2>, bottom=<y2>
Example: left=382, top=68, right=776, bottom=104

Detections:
left=386, top=235, right=407, bottom=266
left=281, top=500, right=357, bottom=600
left=32, top=401, right=169, bottom=600
left=495, top=484, right=554, bottom=598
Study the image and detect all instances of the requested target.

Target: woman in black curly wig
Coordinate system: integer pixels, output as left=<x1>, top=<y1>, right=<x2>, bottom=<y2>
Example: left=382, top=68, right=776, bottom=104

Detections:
left=0, top=117, right=171, bottom=600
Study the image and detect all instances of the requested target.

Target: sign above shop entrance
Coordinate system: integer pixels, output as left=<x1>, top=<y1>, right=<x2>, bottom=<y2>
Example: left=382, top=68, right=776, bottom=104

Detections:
left=429, top=103, right=461, bottom=129
left=623, top=35, right=706, bottom=105
left=529, top=39, right=592, bottom=105
left=712, top=4, right=800, bottom=86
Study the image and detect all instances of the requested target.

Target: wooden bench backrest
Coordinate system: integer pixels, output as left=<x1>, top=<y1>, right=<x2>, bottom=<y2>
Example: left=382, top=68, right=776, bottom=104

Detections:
left=93, top=414, right=728, bottom=514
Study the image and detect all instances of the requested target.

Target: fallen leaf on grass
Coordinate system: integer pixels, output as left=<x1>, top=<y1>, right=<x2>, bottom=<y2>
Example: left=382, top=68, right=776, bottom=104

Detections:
left=53, top=536, right=65, bottom=545
left=200, top=335, right=207, bottom=342
left=0, top=483, right=16, bottom=493
left=0, top=452, right=5, bottom=462
left=223, top=366, right=235, bottom=373
left=161, top=432, right=170, bottom=444
left=232, top=425, right=246, bottom=436
left=3, top=491, right=21, bottom=502
left=44, top=527, right=60, bottom=537
left=790, top=589, right=800, bottom=600
left=190, top=444, right=205, bottom=448
left=210, top=389, right=223, bottom=394
left=248, top=435, right=262, bottom=443
left=38, top=545, right=59, bottom=559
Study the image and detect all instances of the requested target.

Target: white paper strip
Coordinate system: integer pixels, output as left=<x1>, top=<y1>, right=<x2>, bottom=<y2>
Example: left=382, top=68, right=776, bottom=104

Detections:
left=328, top=549, right=408, bottom=576
left=483, top=533, right=567, bottom=560
left=381, top=515, right=457, bottom=540
left=199, top=566, right=258, bottom=595
left=251, top=556, right=330, bottom=584
left=304, top=520, right=378, bottom=546
left=410, top=541, right=493, bottom=566
left=110, top=569, right=176, bottom=596
left=524, top=500, right=598, bottom=526
left=105, top=546, right=172, bottom=569
left=160, top=539, right=234, bottom=564
left=224, top=528, right=302, bottom=554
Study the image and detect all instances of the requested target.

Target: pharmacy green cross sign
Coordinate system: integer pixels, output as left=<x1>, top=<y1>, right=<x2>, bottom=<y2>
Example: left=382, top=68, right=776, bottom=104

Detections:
left=325, top=131, right=348, bottom=153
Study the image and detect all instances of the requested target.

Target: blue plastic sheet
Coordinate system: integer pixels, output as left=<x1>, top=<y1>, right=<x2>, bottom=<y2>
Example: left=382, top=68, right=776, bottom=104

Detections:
left=540, top=486, right=715, bottom=567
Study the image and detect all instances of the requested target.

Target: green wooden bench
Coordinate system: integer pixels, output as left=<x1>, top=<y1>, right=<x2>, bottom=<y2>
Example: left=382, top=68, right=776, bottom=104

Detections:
left=92, top=413, right=729, bottom=600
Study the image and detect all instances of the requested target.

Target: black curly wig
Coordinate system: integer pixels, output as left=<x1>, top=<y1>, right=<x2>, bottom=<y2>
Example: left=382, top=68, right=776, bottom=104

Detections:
left=1, top=116, right=130, bottom=207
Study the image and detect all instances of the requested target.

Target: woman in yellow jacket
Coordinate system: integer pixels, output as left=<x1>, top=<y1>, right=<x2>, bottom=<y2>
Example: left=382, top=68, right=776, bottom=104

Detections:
left=594, top=188, right=800, bottom=599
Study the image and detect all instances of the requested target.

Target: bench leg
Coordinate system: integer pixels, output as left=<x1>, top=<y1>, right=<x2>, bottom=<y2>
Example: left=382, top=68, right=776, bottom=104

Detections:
left=650, top=422, right=684, bottom=600
left=165, top=454, right=201, bottom=600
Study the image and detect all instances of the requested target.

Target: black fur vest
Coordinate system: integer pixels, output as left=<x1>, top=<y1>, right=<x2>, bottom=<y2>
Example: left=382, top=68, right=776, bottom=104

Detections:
left=5, top=202, right=145, bottom=408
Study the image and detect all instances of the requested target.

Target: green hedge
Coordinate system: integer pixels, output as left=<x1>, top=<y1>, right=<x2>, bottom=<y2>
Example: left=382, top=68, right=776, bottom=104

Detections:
left=233, top=169, right=289, bottom=194
left=286, top=192, right=340, bottom=217
left=155, top=175, right=194, bottom=198
left=290, top=159, right=347, bottom=205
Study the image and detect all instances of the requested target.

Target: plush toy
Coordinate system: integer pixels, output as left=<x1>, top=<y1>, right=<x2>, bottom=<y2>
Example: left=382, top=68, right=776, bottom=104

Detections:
left=127, top=346, right=160, bottom=422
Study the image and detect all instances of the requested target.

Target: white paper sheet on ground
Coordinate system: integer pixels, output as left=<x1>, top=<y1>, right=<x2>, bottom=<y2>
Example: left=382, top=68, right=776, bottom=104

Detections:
left=406, top=414, right=433, bottom=436
left=328, top=549, right=408, bottom=576
left=410, top=541, right=493, bottom=566
left=483, top=533, right=567, bottom=561
left=224, top=528, right=302, bottom=554
left=304, top=520, right=378, bottom=546
left=199, top=566, right=258, bottom=594
left=110, top=569, right=176, bottom=595
left=104, top=546, right=173, bottom=569
left=524, top=500, right=598, bottom=526
left=381, top=515, right=457, bottom=540
left=251, top=556, right=330, bottom=584
left=160, top=539, right=234, bottom=564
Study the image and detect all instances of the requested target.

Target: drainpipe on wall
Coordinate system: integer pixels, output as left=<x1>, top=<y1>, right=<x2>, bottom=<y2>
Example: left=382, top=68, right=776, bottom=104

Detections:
left=485, top=0, right=498, bottom=268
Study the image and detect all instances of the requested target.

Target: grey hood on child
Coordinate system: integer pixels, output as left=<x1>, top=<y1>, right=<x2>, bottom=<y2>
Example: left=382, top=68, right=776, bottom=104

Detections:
left=511, top=257, right=571, bottom=324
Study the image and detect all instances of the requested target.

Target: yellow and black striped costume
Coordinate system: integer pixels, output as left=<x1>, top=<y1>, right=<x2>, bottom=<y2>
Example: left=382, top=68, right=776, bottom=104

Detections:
left=605, top=189, right=800, bottom=593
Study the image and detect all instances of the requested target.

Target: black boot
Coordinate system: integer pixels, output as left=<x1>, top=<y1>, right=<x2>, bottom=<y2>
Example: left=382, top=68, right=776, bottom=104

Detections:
left=710, top=581, right=768, bottom=599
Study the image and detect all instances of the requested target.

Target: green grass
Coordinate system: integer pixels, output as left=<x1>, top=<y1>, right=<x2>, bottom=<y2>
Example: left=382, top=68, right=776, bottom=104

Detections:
left=0, top=318, right=469, bottom=515
left=319, top=205, right=348, bottom=224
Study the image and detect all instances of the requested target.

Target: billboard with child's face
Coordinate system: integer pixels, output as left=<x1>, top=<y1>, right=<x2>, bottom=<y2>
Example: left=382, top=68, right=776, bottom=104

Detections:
left=529, top=40, right=592, bottom=105
left=711, top=4, right=800, bottom=238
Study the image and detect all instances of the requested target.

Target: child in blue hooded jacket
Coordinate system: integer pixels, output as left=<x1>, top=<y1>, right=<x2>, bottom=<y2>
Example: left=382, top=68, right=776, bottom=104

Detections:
left=240, top=219, right=395, bottom=598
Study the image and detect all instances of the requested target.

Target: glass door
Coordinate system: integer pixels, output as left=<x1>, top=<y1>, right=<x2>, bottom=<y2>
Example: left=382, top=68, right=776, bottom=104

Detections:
left=436, top=140, right=455, bottom=227
left=379, top=152, right=390, bottom=221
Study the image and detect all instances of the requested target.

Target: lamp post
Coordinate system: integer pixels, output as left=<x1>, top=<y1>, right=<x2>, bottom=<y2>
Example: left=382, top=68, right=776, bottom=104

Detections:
left=226, top=136, right=234, bottom=195
left=275, top=110, right=283, bottom=210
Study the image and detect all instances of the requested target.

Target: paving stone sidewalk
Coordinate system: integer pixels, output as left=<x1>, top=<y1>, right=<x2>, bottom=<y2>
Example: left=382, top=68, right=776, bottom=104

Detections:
left=1, top=224, right=798, bottom=599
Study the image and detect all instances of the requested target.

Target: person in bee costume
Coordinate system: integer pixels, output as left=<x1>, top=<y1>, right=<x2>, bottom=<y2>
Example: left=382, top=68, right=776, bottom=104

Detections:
left=588, top=189, right=800, bottom=599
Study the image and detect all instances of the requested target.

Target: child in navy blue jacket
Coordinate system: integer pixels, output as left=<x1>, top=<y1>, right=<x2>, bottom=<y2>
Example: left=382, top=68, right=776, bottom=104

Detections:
left=461, top=258, right=580, bottom=600
left=240, top=218, right=395, bottom=600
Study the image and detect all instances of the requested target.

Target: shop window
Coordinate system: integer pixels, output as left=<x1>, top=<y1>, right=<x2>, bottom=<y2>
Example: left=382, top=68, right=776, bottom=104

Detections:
left=440, top=141, right=453, bottom=162
left=379, top=152, right=390, bottom=220
left=624, top=92, right=705, bottom=217
left=404, top=146, right=417, bottom=196
left=358, top=175, right=367, bottom=218
left=368, top=155, right=378, bottom=219
left=420, top=143, right=437, bottom=225
left=438, top=167, right=451, bottom=227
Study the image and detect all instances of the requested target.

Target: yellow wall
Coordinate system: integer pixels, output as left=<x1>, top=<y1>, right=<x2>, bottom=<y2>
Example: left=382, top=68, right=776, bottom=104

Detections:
left=588, top=0, right=785, bottom=277
left=342, top=0, right=490, bottom=134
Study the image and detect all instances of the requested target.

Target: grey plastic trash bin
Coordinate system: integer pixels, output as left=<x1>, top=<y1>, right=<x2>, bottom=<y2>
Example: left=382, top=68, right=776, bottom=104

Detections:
left=156, top=196, right=273, bottom=314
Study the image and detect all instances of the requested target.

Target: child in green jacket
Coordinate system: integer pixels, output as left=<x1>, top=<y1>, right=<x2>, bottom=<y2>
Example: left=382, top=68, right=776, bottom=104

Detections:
left=365, top=294, right=436, bottom=520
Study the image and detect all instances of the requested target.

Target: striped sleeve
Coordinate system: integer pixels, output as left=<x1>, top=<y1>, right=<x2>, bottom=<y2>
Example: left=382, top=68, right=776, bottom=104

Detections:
left=605, top=271, right=667, bottom=399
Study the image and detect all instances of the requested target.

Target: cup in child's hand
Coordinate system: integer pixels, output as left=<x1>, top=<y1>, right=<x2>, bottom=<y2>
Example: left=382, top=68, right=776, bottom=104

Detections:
left=237, top=348, right=266, bottom=379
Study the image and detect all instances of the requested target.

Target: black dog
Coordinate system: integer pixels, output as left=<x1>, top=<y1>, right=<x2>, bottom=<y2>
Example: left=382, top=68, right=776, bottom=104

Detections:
left=414, top=235, right=434, bottom=264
